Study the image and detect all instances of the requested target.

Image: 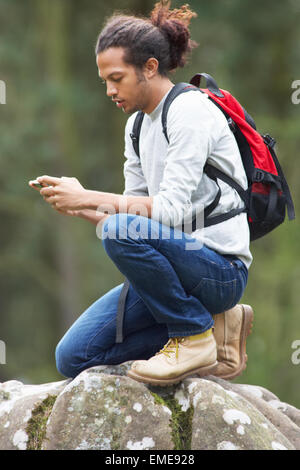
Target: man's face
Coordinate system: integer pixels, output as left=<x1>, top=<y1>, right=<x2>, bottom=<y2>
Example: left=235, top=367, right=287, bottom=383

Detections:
left=96, top=47, right=150, bottom=114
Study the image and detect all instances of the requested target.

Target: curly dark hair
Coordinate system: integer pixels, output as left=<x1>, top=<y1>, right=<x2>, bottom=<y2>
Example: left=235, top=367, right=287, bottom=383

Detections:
left=95, top=1, right=198, bottom=76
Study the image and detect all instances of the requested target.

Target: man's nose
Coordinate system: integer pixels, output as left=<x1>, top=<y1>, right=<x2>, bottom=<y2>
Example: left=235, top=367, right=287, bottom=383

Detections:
left=106, top=82, right=118, bottom=97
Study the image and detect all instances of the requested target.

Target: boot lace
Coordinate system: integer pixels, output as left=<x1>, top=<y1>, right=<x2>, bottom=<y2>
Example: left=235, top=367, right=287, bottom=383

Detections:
left=156, top=338, right=184, bottom=360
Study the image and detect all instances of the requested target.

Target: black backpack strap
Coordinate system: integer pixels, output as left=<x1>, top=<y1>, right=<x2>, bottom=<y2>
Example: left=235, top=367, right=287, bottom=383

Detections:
left=204, top=163, right=250, bottom=208
left=130, top=111, right=145, bottom=158
left=115, top=278, right=130, bottom=343
left=161, top=83, right=199, bottom=143
left=190, top=73, right=225, bottom=98
left=204, top=206, right=247, bottom=228
left=266, top=145, right=295, bottom=221
left=190, top=163, right=249, bottom=231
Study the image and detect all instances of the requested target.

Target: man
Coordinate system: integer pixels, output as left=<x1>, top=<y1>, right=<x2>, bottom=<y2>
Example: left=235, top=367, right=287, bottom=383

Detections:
left=29, top=1, right=253, bottom=385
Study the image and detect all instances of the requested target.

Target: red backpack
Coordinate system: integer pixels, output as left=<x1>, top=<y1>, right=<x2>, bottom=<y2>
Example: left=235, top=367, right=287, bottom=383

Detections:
left=130, top=73, right=295, bottom=241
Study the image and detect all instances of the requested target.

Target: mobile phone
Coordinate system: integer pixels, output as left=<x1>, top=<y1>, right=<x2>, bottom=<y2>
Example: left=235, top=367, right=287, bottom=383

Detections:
left=32, top=182, right=44, bottom=188
left=30, top=180, right=47, bottom=188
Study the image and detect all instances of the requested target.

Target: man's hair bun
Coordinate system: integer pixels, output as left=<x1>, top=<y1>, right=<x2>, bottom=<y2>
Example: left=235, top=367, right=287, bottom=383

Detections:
left=150, top=1, right=198, bottom=70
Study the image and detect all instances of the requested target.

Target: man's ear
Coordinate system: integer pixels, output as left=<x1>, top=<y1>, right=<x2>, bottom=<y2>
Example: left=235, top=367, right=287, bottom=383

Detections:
left=143, top=57, right=159, bottom=79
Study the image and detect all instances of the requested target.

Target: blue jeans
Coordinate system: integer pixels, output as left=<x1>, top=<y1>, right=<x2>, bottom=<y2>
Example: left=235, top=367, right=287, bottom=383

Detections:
left=55, top=214, right=248, bottom=378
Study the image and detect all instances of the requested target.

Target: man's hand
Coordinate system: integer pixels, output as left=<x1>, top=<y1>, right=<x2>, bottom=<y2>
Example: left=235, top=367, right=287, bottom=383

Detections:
left=29, top=175, right=153, bottom=220
left=34, top=175, right=87, bottom=212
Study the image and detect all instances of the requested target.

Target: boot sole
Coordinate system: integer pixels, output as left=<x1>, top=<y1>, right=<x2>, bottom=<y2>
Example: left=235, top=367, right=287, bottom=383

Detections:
left=217, top=304, right=254, bottom=381
left=127, top=361, right=218, bottom=387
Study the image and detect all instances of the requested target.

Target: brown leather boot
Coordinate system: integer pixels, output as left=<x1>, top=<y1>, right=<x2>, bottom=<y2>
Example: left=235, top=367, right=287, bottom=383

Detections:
left=212, top=304, right=254, bottom=380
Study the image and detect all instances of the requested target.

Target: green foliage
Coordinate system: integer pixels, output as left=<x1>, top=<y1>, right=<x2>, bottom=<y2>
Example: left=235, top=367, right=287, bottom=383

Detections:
left=0, top=0, right=299, bottom=408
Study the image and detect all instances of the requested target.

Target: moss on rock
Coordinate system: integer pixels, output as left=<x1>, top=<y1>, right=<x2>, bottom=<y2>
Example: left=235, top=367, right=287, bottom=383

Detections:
left=26, top=395, right=57, bottom=450
left=151, top=390, right=194, bottom=450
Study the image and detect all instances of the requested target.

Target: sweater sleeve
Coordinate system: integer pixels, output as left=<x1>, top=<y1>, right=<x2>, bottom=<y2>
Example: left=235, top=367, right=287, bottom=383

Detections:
left=123, top=114, right=149, bottom=197
left=151, top=93, right=220, bottom=227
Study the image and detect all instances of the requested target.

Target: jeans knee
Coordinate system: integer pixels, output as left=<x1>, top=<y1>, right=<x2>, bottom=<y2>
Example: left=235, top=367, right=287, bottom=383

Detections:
left=102, top=213, right=138, bottom=254
left=55, top=340, right=80, bottom=379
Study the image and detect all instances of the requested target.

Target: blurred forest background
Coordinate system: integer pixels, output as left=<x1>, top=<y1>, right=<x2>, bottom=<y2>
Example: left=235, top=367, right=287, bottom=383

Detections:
left=0, top=0, right=299, bottom=408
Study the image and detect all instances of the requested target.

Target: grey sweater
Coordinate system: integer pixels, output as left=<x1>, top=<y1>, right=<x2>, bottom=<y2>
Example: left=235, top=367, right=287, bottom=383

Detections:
left=123, top=88, right=252, bottom=269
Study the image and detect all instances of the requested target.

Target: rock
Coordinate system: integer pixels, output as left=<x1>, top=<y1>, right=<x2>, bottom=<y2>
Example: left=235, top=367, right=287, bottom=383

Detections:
left=183, top=378, right=294, bottom=450
left=43, top=367, right=174, bottom=450
left=209, top=376, right=300, bottom=449
left=0, top=365, right=299, bottom=450
left=0, top=379, right=69, bottom=450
